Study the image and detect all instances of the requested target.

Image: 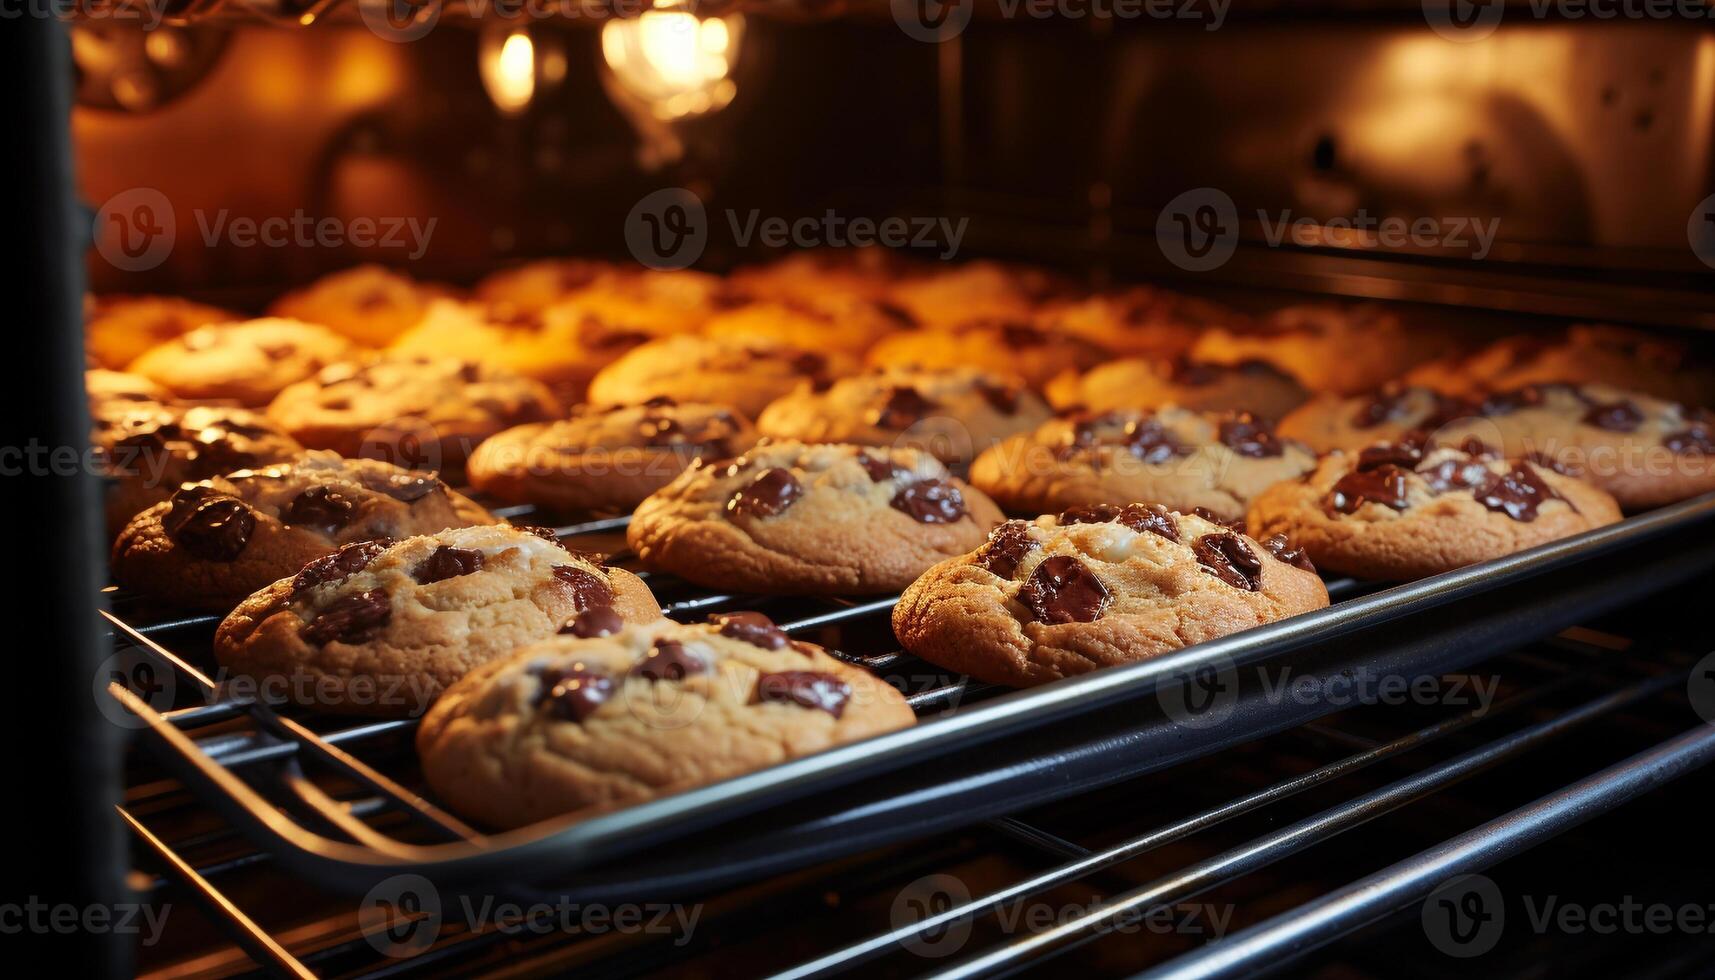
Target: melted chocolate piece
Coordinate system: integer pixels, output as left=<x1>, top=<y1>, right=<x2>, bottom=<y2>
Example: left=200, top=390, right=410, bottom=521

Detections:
left=1583, top=400, right=1644, bottom=432
left=755, top=671, right=852, bottom=718
left=975, top=381, right=1021, bottom=415
left=1471, top=466, right=1568, bottom=522
left=1123, top=418, right=1189, bottom=464
left=1190, top=507, right=1246, bottom=535
left=1523, top=451, right=1574, bottom=475
left=1459, top=437, right=1499, bottom=458
left=362, top=470, right=442, bottom=503
left=300, top=588, right=391, bottom=645
left=1479, top=383, right=1587, bottom=417
left=1057, top=503, right=1124, bottom=525
left=1357, top=441, right=1425, bottom=472
left=642, top=395, right=678, bottom=409
left=1262, top=532, right=1315, bottom=572
left=560, top=606, right=624, bottom=638
left=1019, top=555, right=1110, bottom=624
left=711, top=611, right=788, bottom=649
left=1352, top=387, right=1472, bottom=430
left=1000, top=323, right=1047, bottom=347
left=976, top=521, right=1037, bottom=578
left=727, top=468, right=803, bottom=518
left=163, top=487, right=255, bottom=562
left=789, top=351, right=828, bottom=377
left=1058, top=503, right=1181, bottom=542
left=630, top=639, right=710, bottom=681
left=1328, top=467, right=1412, bottom=513
left=891, top=480, right=968, bottom=524
left=293, top=539, right=390, bottom=596
left=1218, top=414, right=1284, bottom=458
left=413, top=545, right=484, bottom=584
left=1664, top=422, right=1715, bottom=455
left=856, top=452, right=900, bottom=483
left=284, top=486, right=356, bottom=534
left=1192, top=532, right=1264, bottom=591
left=518, top=525, right=567, bottom=548
left=552, top=564, right=614, bottom=610
left=534, top=664, right=614, bottom=721
left=186, top=437, right=259, bottom=479
left=872, top=386, right=938, bottom=430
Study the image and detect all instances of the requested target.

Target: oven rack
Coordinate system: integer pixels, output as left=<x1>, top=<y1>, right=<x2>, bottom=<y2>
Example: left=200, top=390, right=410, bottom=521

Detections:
left=109, top=494, right=1715, bottom=973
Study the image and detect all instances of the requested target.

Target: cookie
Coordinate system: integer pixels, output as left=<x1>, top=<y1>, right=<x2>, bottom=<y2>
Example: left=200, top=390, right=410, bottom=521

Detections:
left=884, top=260, right=1071, bottom=329
left=756, top=367, right=1052, bottom=466
left=729, top=247, right=909, bottom=303
left=415, top=615, right=915, bottom=829
left=213, top=524, right=661, bottom=717
left=95, top=404, right=304, bottom=537
left=84, top=295, right=239, bottom=370
left=269, top=265, right=457, bottom=346
left=968, top=407, right=1317, bottom=522
left=628, top=441, right=1005, bottom=595
left=471, top=258, right=625, bottom=314
left=467, top=399, right=760, bottom=515
left=865, top=319, right=1106, bottom=391
left=587, top=336, right=852, bottom=419
left=111, top=453, right=495, bottom=611
left=1432, top=383, right=1715, bottom=510
left=266, top=355, right=561, bottom=477
left=557, top=268, right=736, bottom=336
left=1279, top=383, right=1478, bottom=453
left=1404, top=324, right=1715, bottom=405
left=1246, top=434, right=1622, bottom=581
left=700, top=294, right=911, bottom=356
left=1044, top=357, right=1309, bottom=419
left=127, top=317, right=359, bottom=406
left=1036, top=287, right=1242, bottom=359
left=87, top=369, right=171, bottom=420
left=1193, top=303, right=1459, bottom=395
left=388, top=298, right=659, bottom=400
left=893, top=505, right=1329, bottom=687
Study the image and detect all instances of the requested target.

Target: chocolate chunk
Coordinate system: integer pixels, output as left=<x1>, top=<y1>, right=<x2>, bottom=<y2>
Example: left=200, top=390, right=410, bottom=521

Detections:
left=711, top=611, right=788, bottom=649
left=1523, top=451, right=1574, bottom=475
left=1352, top=387, right=1471, bottom=430
left=975, top=381, right=1021, bottom=415
left=856, top=452, right=900, bottom=483
left=638, top=414, right=683, bottom=444
left=727, top=467, right=803, bottom=518
left=163, top=487, right=255, bottom=562
left=552, top=564, right=614, bottom=610
left=560, top=606, right=624, bottom=638
left=789, top=351, right=828, bottom=377
left=534, top=664, right=614, bottom=721
left=1218, top=413, right=1285, bottom=458
left=891, top=480, right=968, bottom=524
left=1458, top=437, right=1499, bottom=458
left=1479, top=383, right=1586, bottom=417
left=871, top=386, right=938, bottom=430
left=413, top=545, right=483, bottom=584
left=1262, top=532, right=1315, bottom=572
left=1019, top=555, right=1110, bottom=624
left=642, top=395, right=678, bottom=408
left=518, top=525, right=566, bottom=548
left=300, top=588, right=392, bottom=645
left=755, top=671, right=852, bottom=717
left=362, top=470, right=443, bottom=503
left=1328, top=467, right=1412, bottom=513
left=1058, top=503, right=1124, bottom=525
left=1357, top=440, right=1425, bottom=472
left=1582, top=400, right=1644, bottom=432
left=186, top=437, right=259, bottom=479
left=293, top=539, right=390, bottom=596
left=1168, top=359, right=1228, bottom=386
left=976, top=521, right=1037, bottom=578
left=1471, top=466, right=1568, bottom=522
left=1664, top=422, right=1715, bottom=455
left=1190, top=506, right=1246, bottom=535
left=1192, top=532, right=1264, bottom=591
left=1000, top=323, right=1047, bottom=347
left=1123, top=418, right=1188, bottom=464
left=631, top=639, right=711, bottom=681
left=1418, top=456, right=1493, bottom=493
left=1121, top=503, right=1181, bottom=542
left=284, top=486, right=356, bottom=534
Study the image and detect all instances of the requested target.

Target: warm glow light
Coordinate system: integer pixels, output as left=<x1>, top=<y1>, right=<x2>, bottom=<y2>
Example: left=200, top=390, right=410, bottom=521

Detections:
left=600, top=10, right=742, bottom=121
left=480, top=28, right=536, bottom=116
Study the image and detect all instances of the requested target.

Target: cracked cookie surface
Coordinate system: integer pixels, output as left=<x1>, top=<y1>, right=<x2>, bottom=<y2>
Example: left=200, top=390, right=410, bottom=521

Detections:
left=416, top=614, right=914, bottom=829
left=128, top=317, right=359, bottom=406
left=893, top=505, right=1329, bottom=687
left=1044, top=356, right=1308, bottom=419
left=628, top=440, right=1005, bottom=595
left=214, top=524, right=661, bottom=717
left=587, top=335, right=852, bottom=419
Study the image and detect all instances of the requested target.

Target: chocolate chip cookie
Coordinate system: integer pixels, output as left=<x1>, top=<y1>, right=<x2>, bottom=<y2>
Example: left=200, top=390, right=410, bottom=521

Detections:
left=755, top=367, right=1052, bottom=466
left=587, top=336, right=852, bottom=419
left=968, top=407, right=1317, bottom=522
left=1036, top=286, right=1242, bottom=359
left=268, top=264, right=458, bottom=346
left=628, top=441, right=1005, bottom=595
left=893, top=505, right=1329, bottom=687
left=1246, top=434, right=1622, bottom=581
left=214, top=524, right=661, bottom=717
left=1193, top=303, right=1460, bottom=395
left=467, top=399, right=760, bottom=515
left=471, top=258, right=625, bottom=314
left=884, top=260, right=1071, bottom=329
left=865, top=319, right=1105, bottom=391
left=95, top=404, right=304, bottom=538
left=85, top=294, right=239, bottom=370
left=87, top=369, right=171, bottom=420
left=415, top=614, right=914, bottom=828
left=112, top=453, right=495, bottom=611
left=1044, top=357, right=1309, bottom=419
left=557, top=268, right=736, bottom=336
left=1432, top=383, right=1715, bottom=510
left=701, top=294, right=911, bottom=356
left=729, top=247, right=907, bottom=303
left=128, top=317, right=359, bottom=406
left=1405, top=325, right=1715, bottom=406
left=1279, top=383, right=1478, bottom=453
left=266, top=355, right=561, bottom=477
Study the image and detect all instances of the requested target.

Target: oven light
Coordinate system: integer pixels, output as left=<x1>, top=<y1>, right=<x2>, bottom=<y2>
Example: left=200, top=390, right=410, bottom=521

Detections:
left=480, top=26, right=537, bottom=117
left=600, top=9, right=743, bottom=122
